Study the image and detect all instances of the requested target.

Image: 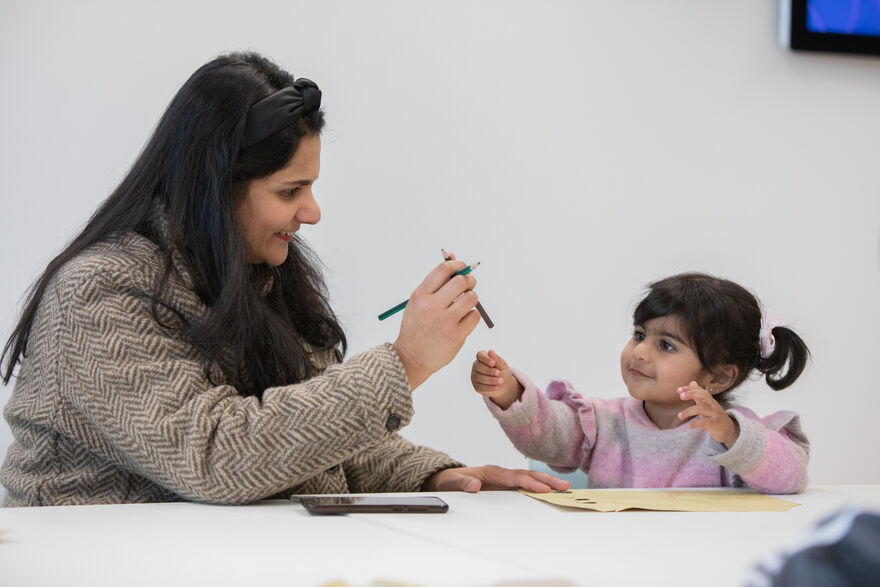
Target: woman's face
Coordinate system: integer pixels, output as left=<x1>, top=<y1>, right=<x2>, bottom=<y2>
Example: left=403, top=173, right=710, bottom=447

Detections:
left=236, top=134, right=322, bottom=266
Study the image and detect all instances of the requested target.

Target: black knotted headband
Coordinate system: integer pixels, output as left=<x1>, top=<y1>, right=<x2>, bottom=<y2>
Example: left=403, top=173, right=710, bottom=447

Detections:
left=240, top=78, right=321, bottom=150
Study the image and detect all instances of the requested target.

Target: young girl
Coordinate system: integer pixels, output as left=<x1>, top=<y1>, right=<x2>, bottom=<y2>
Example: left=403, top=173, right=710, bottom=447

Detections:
left=471, top=272, right=811, bottom=494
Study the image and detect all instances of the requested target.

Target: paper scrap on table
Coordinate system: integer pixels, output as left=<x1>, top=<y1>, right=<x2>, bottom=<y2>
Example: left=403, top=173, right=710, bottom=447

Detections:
left=521, top=489, right=800, bottom=512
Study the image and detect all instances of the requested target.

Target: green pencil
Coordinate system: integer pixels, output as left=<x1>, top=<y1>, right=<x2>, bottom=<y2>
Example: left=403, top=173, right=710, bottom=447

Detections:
left=378, top=263, right=479, bottom=321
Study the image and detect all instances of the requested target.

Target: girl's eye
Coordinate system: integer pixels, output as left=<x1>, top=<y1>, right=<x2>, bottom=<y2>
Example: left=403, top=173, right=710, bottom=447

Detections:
left=633, top=331, right=645, bottom=342
left=660, top=340, right=676, bottom=352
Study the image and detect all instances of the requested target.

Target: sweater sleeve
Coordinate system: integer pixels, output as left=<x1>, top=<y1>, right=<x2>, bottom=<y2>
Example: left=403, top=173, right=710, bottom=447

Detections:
left=342, top=434, right=464, bottom=493
left=53, top=265, right=415, bottom=504
left=709, top=408, right=809, bottom=494
left=484, top=369, right=592, bottom=471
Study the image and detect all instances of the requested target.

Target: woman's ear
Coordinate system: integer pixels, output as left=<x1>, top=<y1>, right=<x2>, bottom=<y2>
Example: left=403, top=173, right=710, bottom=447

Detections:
left=708, top=365, right=739, bottom=395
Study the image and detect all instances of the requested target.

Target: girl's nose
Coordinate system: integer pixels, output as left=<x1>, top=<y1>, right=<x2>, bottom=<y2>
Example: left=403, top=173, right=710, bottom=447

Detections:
left=296, top=190, right=321, bottom=225
left=632, top=341, right=649, bottom=361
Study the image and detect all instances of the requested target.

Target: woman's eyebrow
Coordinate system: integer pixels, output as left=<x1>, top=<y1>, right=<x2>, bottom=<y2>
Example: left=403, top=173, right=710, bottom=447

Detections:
left=279, top=179, right=313, bottom=186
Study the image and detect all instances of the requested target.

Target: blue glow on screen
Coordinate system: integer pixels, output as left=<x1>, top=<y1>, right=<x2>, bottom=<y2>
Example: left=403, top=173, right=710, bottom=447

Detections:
left=807, top=0, right=880, bottom=37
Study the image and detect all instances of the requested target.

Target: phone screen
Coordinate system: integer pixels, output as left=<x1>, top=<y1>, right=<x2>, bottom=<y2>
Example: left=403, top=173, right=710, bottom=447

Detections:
left=300, top=495, right=449, bottom=515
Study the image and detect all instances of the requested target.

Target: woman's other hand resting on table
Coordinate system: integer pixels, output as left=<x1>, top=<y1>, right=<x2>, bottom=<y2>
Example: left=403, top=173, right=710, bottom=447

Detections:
left=423, top=465, right=570, bottom=493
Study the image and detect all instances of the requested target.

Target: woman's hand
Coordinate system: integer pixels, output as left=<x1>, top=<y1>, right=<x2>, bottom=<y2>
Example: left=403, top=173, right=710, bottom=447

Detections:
left=677, top=381, right=740, bottom=448
left=423, top=465, right=571, bottom=493
left=393, top=259, right=481, bottom=390
left=471, top=349, right=523, bottom=409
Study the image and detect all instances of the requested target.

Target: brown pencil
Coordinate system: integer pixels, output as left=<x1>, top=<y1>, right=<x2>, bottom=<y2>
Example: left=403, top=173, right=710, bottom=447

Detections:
left=441, top=249, right=494, bottom=328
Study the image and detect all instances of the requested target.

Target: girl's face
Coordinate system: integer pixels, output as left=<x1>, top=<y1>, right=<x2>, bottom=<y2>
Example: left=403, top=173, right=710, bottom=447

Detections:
left=235, top=134, right=322, bottom=266
left=620, top=315, right=709, bottom=406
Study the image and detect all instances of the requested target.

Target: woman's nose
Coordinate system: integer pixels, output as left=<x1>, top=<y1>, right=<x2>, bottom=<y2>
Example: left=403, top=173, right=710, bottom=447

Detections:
left=296, top=190, right=321, bottom=225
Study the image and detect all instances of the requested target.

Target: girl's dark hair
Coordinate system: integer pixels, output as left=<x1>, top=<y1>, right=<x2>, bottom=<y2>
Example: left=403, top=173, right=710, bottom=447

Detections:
left=1, top=51, right=346, bottom=396
left=633, top=272, right=809, bottom=398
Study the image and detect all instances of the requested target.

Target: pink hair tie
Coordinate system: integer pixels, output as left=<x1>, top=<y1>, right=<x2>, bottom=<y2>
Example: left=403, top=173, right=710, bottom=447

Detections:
left=759, top=309, right=782, bottom=359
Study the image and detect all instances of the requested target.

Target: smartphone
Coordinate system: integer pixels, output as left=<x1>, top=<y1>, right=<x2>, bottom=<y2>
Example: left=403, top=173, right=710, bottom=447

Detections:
left=300, top=495, right=449, bottom=515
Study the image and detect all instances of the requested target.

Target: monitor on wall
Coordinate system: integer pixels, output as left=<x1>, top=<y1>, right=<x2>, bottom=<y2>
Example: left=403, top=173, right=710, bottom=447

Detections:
left=780, top=0, right=880, bottom=56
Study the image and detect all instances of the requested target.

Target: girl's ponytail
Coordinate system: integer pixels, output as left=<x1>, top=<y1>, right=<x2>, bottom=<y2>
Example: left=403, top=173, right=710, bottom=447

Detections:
left=757, top=326, right=810, bottom=390
left=633, top=273, right=810, bottom=397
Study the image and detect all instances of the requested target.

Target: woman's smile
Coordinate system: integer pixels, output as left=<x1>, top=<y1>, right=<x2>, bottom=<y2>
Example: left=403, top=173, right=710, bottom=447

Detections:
left=236, top=134, right=321, bottom=266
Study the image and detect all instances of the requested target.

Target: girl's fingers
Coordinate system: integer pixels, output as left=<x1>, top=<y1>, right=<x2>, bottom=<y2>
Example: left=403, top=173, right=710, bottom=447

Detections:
left=679, top=388, right=713, bottom=405
left=472, top=360, right=499, bottom=376
left=473, top=350, right=511, bottom=396
left=476, top=350, right=496, bottom=367
left=472, top=367, right=501, bottom=380
left=678, top=405, right=707, bottom=420
left=475, top=388, right=501, bottom=396
left=679, top=381, right=706, bottom=394
left=689, top=418, right=707, bottom=431
left=472, top=373, right=504, bottom=387
left=489, top=350, right=509, bottom=370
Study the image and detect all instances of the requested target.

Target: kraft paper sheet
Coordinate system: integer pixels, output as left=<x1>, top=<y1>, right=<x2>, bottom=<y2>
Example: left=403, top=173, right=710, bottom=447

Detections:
left=521, top=489, right=800, bottom=512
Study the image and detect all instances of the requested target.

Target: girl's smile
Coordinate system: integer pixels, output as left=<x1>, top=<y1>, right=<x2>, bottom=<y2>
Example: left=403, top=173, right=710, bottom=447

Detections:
left=620, top=315, right=707, bottom=409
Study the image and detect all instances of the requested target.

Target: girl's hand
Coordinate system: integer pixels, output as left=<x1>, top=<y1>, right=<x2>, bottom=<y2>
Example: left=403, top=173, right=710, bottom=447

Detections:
left=471, top=349, right=523, bottom=409
left=393, top=260, right=481, bottom=391
left=422, top=465, right=571, bottom=493
left=677, top=381, right=740, bottom=448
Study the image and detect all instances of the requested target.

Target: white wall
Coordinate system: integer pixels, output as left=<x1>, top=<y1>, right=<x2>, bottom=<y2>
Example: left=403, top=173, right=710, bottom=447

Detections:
left=1, top=1, right=878, bottom=504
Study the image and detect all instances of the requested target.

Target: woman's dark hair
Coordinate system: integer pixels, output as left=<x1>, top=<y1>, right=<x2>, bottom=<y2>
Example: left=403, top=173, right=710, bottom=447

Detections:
left=1, top=51, right=346, bottom=396
left=633, top=272, right=809, bottom=399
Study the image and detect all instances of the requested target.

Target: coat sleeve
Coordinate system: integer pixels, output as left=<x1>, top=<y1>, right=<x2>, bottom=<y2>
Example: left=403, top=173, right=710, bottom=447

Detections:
left=52, top=263, right=416, bottom=504
left=710, top=408, right=810, bottom=494
left=341, top=434, right=464, bottom=493
left=484, top=369, right=592, bottom=471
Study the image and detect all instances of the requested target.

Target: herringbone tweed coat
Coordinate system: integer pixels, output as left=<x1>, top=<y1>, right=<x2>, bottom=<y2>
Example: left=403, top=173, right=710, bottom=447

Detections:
left=1, top=230, right=461, bottom=506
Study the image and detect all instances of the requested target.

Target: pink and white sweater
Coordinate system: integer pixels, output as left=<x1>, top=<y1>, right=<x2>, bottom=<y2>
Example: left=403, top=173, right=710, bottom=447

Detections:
left=485, top=370, right=809, bottom=494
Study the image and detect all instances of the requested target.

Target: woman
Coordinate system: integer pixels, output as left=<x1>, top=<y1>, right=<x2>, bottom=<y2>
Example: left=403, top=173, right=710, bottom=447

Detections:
left=0, top=52, right=567, bottom=506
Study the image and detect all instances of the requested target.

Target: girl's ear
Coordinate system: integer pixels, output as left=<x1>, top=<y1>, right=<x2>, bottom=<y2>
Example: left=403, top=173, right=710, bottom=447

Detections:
left=708, top=365, right=739, bottom=395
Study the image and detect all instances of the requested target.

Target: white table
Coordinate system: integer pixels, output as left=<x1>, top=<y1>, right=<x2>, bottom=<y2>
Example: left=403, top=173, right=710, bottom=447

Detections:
left=1, top=486, right=878, bottom=587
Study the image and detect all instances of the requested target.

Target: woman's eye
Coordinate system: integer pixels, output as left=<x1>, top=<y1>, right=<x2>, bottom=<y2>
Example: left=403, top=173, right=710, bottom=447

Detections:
left=282, top=187, right=301, bottom=199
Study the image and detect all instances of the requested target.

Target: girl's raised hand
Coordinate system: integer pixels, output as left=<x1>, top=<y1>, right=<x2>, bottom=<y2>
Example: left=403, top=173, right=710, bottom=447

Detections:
left=677, top=381, right=740, bottom=448
left=471, top=349, right=523, bottom=409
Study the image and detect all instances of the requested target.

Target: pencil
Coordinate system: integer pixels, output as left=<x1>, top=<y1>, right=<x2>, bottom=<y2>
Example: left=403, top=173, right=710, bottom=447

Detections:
left=377, top=263, right=480, bottom=321
left=441, top=249, right=494, bottom=328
